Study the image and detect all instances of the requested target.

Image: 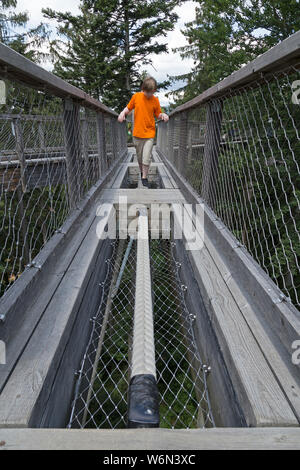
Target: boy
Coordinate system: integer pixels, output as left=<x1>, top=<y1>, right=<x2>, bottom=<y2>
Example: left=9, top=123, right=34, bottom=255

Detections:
left=118, top=76, right=169, bottom=188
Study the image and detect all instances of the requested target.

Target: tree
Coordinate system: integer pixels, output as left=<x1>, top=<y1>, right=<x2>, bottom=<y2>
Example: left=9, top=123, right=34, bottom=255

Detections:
left=165, top=1, right=300, bottom=305
left=0, top=0, right=50, bottom=63
left=167, top=0, right=300, bottom=107
left=42, top=0, right=184, bottom=110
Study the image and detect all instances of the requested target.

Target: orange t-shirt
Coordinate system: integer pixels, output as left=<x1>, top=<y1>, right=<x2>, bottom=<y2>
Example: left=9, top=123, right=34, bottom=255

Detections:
left=126, top=92, right=162, bottom=138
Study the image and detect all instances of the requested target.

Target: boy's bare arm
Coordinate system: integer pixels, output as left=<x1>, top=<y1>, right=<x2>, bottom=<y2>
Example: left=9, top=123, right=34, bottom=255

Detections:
left=118, top=106, right=130, bottom=122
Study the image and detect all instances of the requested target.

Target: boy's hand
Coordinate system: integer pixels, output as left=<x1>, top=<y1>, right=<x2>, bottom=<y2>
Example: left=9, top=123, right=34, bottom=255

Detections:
left=118, top=106, right=130, bottom=123
left=158, top=113, right=169, bottom=122
left=118, top=112, right=126, bottom=123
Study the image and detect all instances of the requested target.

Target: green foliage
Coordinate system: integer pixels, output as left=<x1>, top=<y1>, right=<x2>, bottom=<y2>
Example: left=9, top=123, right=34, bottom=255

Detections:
left=0, top=0, right=50, bottom=63
left=167, top=0, right=300, bottom=108
left=0, top=184, right=68, bottom=297
left=42, top=0, right=184, bottom=111
left=184, top=74, right=300, bottom=306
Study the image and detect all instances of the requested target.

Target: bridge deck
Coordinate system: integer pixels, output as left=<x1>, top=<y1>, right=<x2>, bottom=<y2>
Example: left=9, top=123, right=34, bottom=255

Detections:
left=0, top=146, right=299, bottom=444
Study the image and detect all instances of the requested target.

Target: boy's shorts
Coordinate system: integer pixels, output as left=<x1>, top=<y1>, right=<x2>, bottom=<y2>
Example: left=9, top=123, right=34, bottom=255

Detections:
left=132, top=136, right=154, bottom=166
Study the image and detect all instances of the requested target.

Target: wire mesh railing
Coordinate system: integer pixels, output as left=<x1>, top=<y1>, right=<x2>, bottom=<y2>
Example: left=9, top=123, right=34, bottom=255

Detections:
left=68, top=236, right=214, bottom=429
left=157, top=59, right=300, bottom=311
left=0, top=59, right=127, bottom=299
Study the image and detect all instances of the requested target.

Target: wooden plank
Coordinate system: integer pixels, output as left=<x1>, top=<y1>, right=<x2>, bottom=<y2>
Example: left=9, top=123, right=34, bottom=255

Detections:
left=172, top=202, right=298, bottom=427
left=171, top=237, right=246, bottom=426
left=154, top=151, right=178, bottom=189
left=0, top=206, right=114, bottom=427
left=170, top=30, right=300, bottom=116
left=98, top=188, right=185, bottom=205
left=110, top=154, right=132, bottom=189
left=39, top=239, right=113, bottom=427
left=0, top=427, right=300, bottom=450
left=151, top=148, right=162, bottom=163
left=127, top=162, right=163, bottom=167
left=0, top=198, right=99, bottom=396
left=182, top=204, right=300, bottom=422
left=129, top=166, right=157, bottom=175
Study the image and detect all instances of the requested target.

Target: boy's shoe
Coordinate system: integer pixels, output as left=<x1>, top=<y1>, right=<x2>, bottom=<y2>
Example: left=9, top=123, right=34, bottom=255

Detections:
left=141, top=178, right=149, bottom=188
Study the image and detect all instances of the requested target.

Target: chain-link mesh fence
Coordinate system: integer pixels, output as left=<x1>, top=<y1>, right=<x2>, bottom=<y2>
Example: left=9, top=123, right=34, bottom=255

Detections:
left=0, top=77, right=127, bottom=299
left=68, top=235, right=214, bottom=429
left=157, top=62, right=300, bottom=311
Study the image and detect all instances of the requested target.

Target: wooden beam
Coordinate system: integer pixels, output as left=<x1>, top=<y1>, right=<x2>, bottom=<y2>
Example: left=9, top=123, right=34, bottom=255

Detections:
left=98, top=188, right=185, bottom=204
left=0, top=427, right=300, bottom=450
left=0, top=42, right=117, bottom=116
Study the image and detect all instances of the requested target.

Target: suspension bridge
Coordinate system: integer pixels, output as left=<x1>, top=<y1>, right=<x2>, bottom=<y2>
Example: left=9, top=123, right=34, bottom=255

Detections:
left=0, top=30, right=299, bottom=449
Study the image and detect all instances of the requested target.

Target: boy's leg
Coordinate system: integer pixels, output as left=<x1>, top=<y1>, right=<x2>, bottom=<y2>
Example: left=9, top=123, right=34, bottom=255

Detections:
left=142, top=138, right=154, bottom=178
left=133, top=136, right=143, bottom=172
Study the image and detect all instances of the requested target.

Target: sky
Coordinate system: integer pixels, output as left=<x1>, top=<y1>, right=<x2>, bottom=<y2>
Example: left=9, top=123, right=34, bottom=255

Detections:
left=14, top=0, right=198, bottom=107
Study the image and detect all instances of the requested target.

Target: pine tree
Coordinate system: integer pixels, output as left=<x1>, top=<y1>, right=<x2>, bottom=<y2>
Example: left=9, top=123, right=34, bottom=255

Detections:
left=167, top=0, right=300, bottom=107
left=42, top=0, right=184, bottom=110
left=0, top=0, right=50, bottom=63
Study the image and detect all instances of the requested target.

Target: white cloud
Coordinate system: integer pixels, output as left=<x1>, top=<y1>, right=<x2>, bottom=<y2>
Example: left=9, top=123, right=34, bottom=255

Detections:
left=15, top=0, right=81, bottom=27
left=14, top=0, right=197, bottom=105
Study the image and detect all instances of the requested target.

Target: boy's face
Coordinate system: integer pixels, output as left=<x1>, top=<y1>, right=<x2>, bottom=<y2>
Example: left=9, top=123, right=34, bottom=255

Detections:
left=142, top=89, right=155, bottom=99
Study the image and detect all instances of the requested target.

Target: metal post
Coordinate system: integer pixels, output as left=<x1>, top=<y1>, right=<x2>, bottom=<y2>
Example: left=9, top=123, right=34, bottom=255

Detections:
left=110, top=117, right=118, bottom=162
left=187, top=125, right=193, bottom=165
left=178, top=111, right=188, bottom=177
left=13, top=117, right=27, bottom=193
left=13, top=117, right=30, bottom=264
left=168, top=118, right=175, bottom=163
left=201, top=99, right=223, bottom=208
left=96, top=111, right=106, bottom=178
left=63, top=98, right=82, bottom=209
left=38, top=119, right=45, bottom=150
left=81, top=114, right=89, bottom=189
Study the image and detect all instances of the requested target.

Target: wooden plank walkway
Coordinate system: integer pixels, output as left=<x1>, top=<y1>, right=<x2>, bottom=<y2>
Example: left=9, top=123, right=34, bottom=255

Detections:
left=0, top=144, right=299, bottom=433
left=0, top=427, right=300, bottom=450
left=98, top=188, right=185, bottom=204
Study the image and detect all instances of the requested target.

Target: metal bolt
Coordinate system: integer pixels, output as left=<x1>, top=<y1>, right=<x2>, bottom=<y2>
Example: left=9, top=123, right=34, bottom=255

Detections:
left=55, top=228, right=66, bottom=235
left=277, top=293, right=292, bottom=303
left=26, top=261, right=41, bottom=270
left=233, top=242, right=243, bottom=249
left=202, top=364, right=211, bottom=374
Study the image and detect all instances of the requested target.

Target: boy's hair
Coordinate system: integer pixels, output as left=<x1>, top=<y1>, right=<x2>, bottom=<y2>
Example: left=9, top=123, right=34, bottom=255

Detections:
left=141, top=76, right=157, bottom=92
